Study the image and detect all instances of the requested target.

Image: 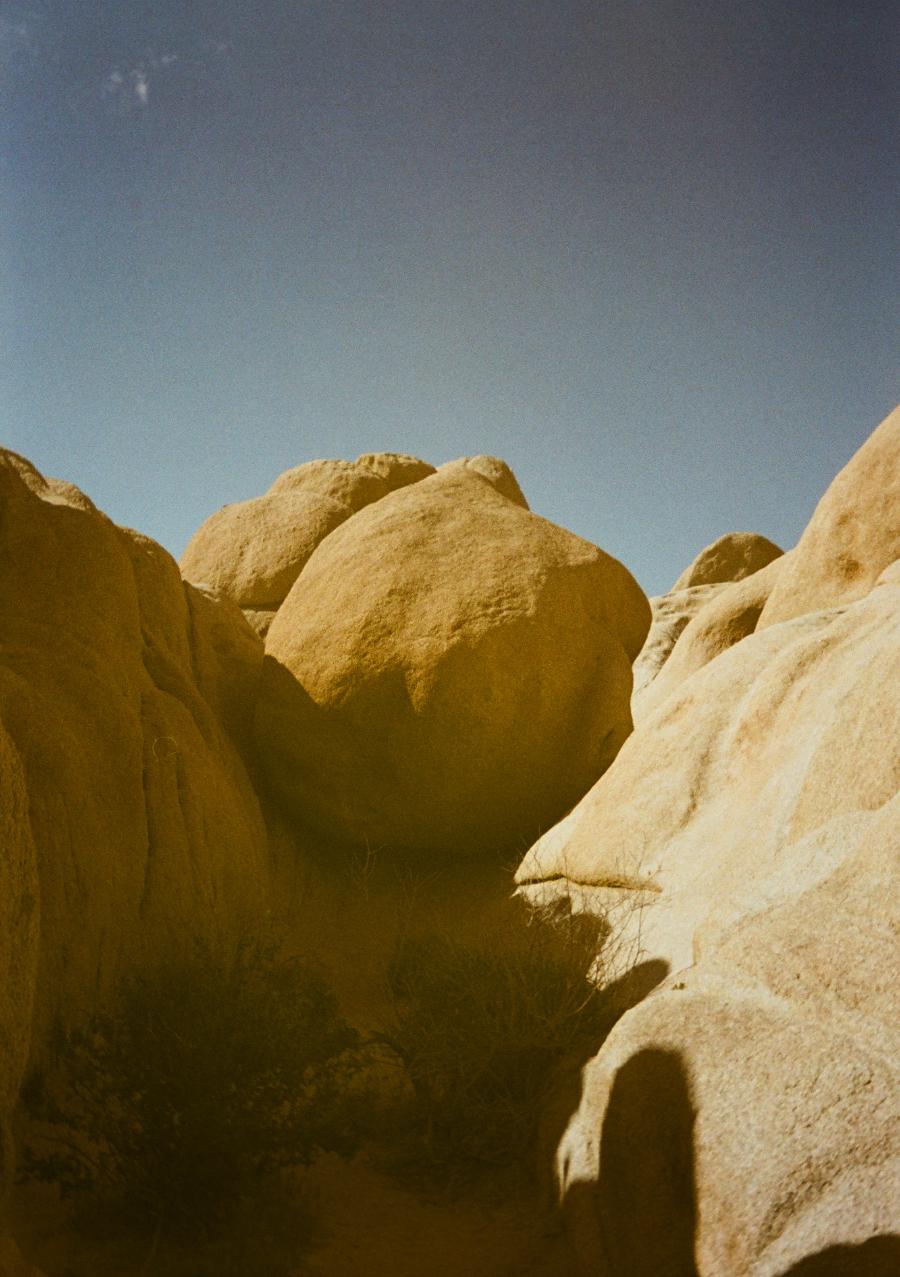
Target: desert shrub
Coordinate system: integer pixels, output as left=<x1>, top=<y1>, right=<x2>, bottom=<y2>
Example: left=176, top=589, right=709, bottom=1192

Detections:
left=383, top=901, right=617, bottom=1187
left=20, top=939, right=362, bottom=1242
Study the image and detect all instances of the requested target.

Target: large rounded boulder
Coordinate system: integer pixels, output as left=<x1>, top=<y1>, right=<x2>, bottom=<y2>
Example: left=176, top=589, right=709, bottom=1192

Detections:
left=254, top=458, right=650, bottom=856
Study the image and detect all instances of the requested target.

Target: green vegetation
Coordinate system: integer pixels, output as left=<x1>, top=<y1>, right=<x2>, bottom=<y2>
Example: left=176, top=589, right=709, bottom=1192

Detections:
left=20, top=940, right=362, bottom=1248
left=382, top=901, right=615, bottom=1188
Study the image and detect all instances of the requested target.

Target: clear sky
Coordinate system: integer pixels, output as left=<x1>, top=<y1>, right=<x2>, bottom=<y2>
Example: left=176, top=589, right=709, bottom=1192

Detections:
left=3, top=0, right=897, bottom=595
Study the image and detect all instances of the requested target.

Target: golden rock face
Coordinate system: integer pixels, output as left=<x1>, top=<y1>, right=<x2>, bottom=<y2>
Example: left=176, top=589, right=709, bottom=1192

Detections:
left=0, top=450, right=270, bottom=1065
left=670, top=528, right=783, bottom=592
left=256, top=460, right=650, bottom=856
left=759, top=403, right=900, bottom=627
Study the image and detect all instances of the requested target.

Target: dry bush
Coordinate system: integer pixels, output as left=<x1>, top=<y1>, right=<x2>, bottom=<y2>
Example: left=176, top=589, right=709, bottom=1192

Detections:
left=19, top=939, right=362, bottom=1249
left=381, top=898, right=621, bottom=1188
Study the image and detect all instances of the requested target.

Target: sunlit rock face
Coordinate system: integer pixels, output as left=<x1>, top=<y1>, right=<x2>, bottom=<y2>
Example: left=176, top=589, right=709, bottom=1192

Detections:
left=0, top=449, right=271, bottom=1070
left=758, top=403, right=900, bottom=627
left=630, top=583, right=726, bottom=708
left=519, top=409, right=900, bottom=1275
left=632, top=551, right=788, bottom=723
left=255, top=457, right=650, bottom=857
left=670, top=529, right=783, bottom=591
left=180, top=453, right=436, bottom=636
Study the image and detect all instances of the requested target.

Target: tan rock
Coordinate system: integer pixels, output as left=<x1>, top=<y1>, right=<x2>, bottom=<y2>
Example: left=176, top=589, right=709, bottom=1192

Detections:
left=556, top=798, right=900, bottom=1276
left=0, top=720, right=39, bottom=1140
left=180, top=490, right=351, bottom=607
left=354, top=452, right=436, bottom=491
left=518, top=576, right=900, bottom=967
left=435, top=455, right=530, bottom=508
left=671, top=531, right=783, bottom=591
left=0, top=1237, right=46, bottom=1277
left=266, top=457, right=390, bottom=509
left=631, top=584, right=726, bottom=706
left=181, top=454, right=437, bottom=622
left=759, top=403, right=900, bottom=627
left=520, top=552, right=900, bottom=1273
left=256, top=461, right=649, bottom=855
left=633, top=553, right=788, bottom=722
left=0, top=451, right=270, bottom=1056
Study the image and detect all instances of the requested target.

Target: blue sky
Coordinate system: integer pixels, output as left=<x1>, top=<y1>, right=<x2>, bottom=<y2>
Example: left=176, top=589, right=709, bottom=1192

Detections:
left=3, top=0, right=897, bottom=594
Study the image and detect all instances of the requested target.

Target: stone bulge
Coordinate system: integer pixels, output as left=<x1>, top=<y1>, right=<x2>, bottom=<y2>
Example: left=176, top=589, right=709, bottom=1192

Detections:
left=255, top=456, right=650, bottom=855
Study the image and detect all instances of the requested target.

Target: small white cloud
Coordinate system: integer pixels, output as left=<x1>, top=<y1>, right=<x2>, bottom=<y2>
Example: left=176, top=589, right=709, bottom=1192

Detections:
left=160, top=52, right=179, bottom=66
left=101, top=66, right=150, bottom=108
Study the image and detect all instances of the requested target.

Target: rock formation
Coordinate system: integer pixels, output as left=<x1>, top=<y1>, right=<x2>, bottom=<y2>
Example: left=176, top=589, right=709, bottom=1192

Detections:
left=3, top=407, right=898, bottom=1274
left=0, top=451, right=271, bottom=1068
left=630, top=583, right=726, bottom=708
left=670, top=529, right=783, bottom=591
left=181, top=453, right=436, bottom=635
left=758, top=403, right=900, bottom=627
left=256, top=457, right=649, bottom=855
left=518, top=405, right=900, bottom=1273
left=633, top=551, right=788, bottom=722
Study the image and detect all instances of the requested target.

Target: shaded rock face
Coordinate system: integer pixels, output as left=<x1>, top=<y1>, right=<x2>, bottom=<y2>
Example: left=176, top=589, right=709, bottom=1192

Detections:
left=519, top=411, right=900, bottom=1274
left=670, top=530, right=783, bottom=591
left=256, top=461, right=650, bottom=857
left=0, top=450, right=271, bottom=1075
left=180, top=453, right=437, bottom=635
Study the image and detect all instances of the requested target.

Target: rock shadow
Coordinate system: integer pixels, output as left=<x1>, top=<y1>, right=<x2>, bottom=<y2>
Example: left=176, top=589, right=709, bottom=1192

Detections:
left=563, top=1042, right=899, bottom=1277
left=595, top=1047, right=698, bottom=1277
left=779, top=1235, right=900, bottom=1276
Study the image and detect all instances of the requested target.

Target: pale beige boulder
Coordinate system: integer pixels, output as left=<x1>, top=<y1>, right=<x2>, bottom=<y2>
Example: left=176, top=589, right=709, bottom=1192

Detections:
left=0, top=450, right=271, bottom=1055
left=519, top=552, right=900, bottom=1273
left=633, top=552, right=789, bottom=722
left=518, top=574, right=900, bottom=966
left=671, top=531, right=783, bottom=591
left=630, top=584, right=726, bottom=706
left=759, top=403, right=900, bottom=627
left=180, top=490, right=351, bottom=608
left=556, top=798, right=900, bottom=1276
left=256, top=460, right=649, bottom=855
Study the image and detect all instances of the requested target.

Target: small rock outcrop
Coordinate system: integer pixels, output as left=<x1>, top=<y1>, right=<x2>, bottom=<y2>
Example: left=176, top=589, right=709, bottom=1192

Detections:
left=256, top=457, right=650, bottom=856
left=670, top=530, right=783, bottom=591
left=630, top=583, right=726, bottom=707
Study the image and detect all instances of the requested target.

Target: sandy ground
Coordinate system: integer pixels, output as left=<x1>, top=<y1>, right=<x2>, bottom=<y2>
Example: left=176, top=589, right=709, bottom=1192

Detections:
left=13, top=1151, right=576, bottom=1277
left=298, top=1154, right=574, bottom=1277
